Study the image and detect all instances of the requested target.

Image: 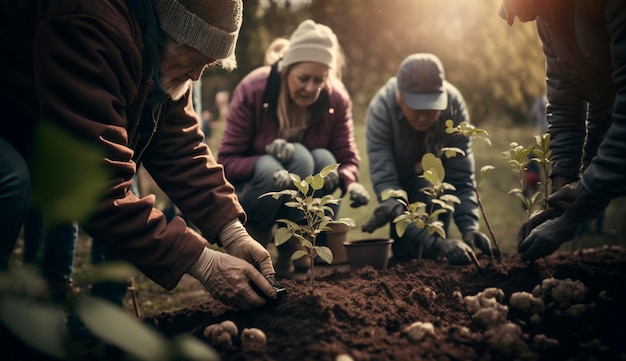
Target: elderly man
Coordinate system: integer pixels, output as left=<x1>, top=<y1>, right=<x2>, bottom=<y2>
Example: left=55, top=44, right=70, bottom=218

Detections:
left=362, top=53, right=497, bottom=265
left=0, top=0, right=277, bottom=311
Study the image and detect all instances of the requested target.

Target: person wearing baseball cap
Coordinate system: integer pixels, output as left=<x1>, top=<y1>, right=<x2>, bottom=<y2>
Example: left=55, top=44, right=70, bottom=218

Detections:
left=362, top=53, right=498, bottom=266
left=0, top=0, right=280, bottom=322
left=218, top=19, right=370, bottom=278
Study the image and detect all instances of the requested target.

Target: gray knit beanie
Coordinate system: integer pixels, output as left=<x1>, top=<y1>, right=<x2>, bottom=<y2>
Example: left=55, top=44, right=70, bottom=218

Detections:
left=280, top=19, right=337, bottom=71
left=154, top=0, right=242, bottom=65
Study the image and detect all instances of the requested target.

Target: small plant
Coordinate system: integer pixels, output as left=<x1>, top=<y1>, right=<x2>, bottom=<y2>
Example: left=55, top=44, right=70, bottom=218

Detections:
left=445, top=120, right=501, bottom=260
left=259, top=164, right=355, bottom=284
left=383, top=153, right=461, bottom=259
left=502, top=134, right=552, bottom=219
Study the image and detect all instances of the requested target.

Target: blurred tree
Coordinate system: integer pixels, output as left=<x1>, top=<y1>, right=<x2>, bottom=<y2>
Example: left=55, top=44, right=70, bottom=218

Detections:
left=201, top=0, right=545, bottom=126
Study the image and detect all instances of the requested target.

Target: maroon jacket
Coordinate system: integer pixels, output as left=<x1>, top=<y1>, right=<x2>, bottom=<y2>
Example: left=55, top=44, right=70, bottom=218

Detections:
left=218, top=63, right=361, bottom=195
left=0, top=0, right=244, bottom=290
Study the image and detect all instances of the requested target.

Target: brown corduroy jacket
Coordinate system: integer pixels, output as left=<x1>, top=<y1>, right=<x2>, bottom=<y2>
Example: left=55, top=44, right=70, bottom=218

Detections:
left=0, top=0, right=244, bottom=290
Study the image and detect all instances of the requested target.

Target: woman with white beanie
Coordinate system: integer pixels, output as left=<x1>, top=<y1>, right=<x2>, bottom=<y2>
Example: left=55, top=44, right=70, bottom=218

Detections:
left=218, top=19, right=370, bottom=277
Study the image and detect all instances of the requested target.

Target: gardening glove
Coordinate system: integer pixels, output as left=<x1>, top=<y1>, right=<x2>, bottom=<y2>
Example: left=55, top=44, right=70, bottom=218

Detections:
left=361, top=198, right=405, bottom=233
left=323, top=168, right=340, bottom=193
left=551, top=175, right=577, bottom=194
left=431, top=238, right=475, bottom=265
left=518, top=184, right=608, bottom=261
left=347, top=182, right=370, bottom=208
left=266, top=139, right=294, bottom=163
left=273, top=169, right=292, bottom=189
left=517, top=207, right=563, bottom=246
left=516, top=182, right=578, bottom=244
left=546, top=181, right=578, bottom=210
left=518, top=212, right=579, bottom=261
left=219, top=219, right=276, bottom=277
left=187, top=247, right=275, bottom=310
left=462, top=230, right=500, bottom=259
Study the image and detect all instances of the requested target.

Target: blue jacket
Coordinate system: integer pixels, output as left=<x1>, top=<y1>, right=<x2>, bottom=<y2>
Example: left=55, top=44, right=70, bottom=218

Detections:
left=366, top=77, right=479, bottom=236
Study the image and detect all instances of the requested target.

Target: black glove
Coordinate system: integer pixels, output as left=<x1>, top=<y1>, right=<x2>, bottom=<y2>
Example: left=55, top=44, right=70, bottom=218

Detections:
left=361, top=198, right=405, bottom=233
left=432, top=238, right=475, bottom=265
left=463, top=230, right=501, bottom=259
left=323, top=169, right=340, bottom=193
left=546, top=181, right=578, bottom=210
left=517, top=207, right=563, bottom=246
left=518, top=212, right=579, bottom=261
left=518, top=185, right=607, bottom=261
left=266, top=139, right=294, bottom=163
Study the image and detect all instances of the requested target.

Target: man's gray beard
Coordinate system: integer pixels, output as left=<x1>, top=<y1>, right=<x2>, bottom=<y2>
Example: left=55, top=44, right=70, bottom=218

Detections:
left=162, top=78, right=191, bottom=101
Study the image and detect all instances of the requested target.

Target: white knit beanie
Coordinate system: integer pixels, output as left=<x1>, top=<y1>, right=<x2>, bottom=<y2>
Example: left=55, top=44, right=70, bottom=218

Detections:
left=154, top=0, right=242, bottom=64
left=280, top=19, right=337, bottom=71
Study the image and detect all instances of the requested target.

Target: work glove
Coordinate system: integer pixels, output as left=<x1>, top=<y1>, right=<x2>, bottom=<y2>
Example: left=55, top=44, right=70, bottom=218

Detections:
left=266, top=139, right=294, bottom=163
left=516, top=182, right=577, bottom=244
left=187, top=247, right=275, bottom=310
left=219, top=219, right=276, bottom=277
left=432, top=237, right=476, bottom=265
left=518, top=212, right=578, bottom=261
left=273, top=169, right=292, bottom=189
left=463, top=230, right=501, bottom=259
left=551, top=176, right=576, bottom=194
left=518, top=183, right=607, bottom=261
left=323, top=168, right=340, bottom=193
left=361, top=198, right=405, bottom=233
left=347, top=182, right=370, bottom=208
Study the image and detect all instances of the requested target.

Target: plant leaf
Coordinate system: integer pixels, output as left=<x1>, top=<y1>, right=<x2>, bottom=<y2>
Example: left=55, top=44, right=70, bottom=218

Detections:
left=76, top=295, right=169, bottom=361
left=291, top=249, right=309, bottom=261
left=315, top=246, right=333, bottom=264
left=274, top=227, right=292, bottom=246
left=0, top=296, right=67, bottom=359
left=170, top=334, right=219, bottom=361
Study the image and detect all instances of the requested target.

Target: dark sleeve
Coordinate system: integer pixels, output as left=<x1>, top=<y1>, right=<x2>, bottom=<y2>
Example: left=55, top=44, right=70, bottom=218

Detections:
left=578, top=0, right=626, bottom=208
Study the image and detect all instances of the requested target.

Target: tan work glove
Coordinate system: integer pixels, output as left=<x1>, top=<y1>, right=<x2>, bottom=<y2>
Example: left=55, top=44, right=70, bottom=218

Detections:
left=219, top=220, right=276, bottom=277
left=266, top=139, right=295, bottom=163
left=187, top=247, right=275, bottom=310
left=347, top=182, right=370, bottom=208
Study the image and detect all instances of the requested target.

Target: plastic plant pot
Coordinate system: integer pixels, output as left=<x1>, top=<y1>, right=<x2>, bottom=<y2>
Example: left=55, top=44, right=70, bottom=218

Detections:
left=343, top=238, right=394, bottom=270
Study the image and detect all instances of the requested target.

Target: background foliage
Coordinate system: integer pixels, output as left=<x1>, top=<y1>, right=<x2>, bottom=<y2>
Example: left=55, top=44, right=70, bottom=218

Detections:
left=203, top=0, right=546, bottom=125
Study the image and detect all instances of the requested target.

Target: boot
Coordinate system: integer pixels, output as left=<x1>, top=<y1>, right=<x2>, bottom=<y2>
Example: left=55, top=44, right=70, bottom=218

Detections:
left=275, top=241, right=295, bottom=278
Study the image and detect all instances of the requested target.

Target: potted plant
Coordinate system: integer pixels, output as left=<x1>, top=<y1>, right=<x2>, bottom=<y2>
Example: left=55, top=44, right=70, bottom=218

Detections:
left=259, top=164, right=355, bottom=284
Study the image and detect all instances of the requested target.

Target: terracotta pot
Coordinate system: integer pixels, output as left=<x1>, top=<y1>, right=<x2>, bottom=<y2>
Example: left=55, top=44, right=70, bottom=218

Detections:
left=324, top=223, right=350, bottom=264
left=343, top=238, right=394, bottom=270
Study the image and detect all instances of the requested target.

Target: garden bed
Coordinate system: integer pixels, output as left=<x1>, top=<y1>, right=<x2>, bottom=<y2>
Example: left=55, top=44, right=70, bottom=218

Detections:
left=148, top=245, right=626, bottom=361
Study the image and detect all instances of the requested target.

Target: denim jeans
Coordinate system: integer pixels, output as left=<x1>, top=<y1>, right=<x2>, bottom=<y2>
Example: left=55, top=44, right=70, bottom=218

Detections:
left=235, top=143, right=339, bottom=235
left=0, top=136, right=30, bottom=271
left=23, top=207, right=78, bottom=283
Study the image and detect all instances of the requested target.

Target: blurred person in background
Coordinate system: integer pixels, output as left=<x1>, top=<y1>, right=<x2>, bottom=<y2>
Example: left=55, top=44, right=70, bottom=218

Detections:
left=0, top=0, right=278, bottom=312
left=361, top=53, right=498, bottom=265
left=499, top=0, right=625, bottom=260
left=217, top=19, right=370, bottom=278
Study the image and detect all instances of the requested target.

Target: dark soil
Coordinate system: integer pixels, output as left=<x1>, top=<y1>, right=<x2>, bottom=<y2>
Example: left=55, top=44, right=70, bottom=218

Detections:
left=148, top=246, right=626, bottom=361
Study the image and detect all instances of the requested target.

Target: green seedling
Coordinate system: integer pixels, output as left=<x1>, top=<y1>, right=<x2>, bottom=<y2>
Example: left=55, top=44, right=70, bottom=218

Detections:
left=260, top=164, right=355, bottom=284
left=445, top=120, right=501, bottom=260
left=384, top=153, right=461, bottom=261
left=502, top=134, right=552, bottom=219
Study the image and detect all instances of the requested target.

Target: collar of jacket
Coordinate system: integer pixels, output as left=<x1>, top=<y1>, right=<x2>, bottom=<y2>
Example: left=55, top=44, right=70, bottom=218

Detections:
left=262, top=60, right=332, bottom=122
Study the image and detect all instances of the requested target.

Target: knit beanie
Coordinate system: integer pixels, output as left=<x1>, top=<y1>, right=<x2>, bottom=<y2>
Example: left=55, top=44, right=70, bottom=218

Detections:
left=280, top=19, right=337, bottom=71
left=154, top=0, right=242, bottom=62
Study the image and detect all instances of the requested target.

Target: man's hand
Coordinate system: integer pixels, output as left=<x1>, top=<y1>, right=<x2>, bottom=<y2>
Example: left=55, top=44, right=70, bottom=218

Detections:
left=361, top=198, right=405, bottom=233
left=463, top=230, right=501, bottom=259
left=323, top=168, right=340, bottom=193
left=518, top=212, right=579, bottom=261
left=187, top=248, right=275, bottom=310
left=266, top=139, right=294, bottom=163
left=547, top=181, right=578, bottom=209
left=432, top=238, right=475, bottom=265
left=273, top=169, right=292, bottom=189
left=347, top=183, right=370, bottom=208
left=517, top=207, right=564, bottom=245
left=219, top=220, right=275, bottom=277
